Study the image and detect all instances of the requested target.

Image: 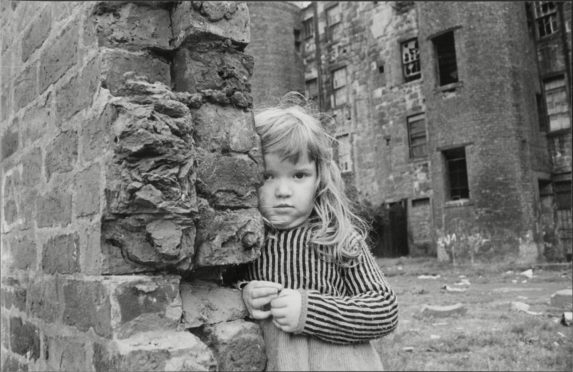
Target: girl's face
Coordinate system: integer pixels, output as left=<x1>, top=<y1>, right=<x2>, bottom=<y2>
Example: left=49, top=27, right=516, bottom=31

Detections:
left=258, top=151, right=319, bottom=230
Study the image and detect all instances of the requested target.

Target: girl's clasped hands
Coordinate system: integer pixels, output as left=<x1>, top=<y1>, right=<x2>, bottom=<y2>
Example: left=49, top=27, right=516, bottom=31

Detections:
left=242, top=280, right=302, bottom=332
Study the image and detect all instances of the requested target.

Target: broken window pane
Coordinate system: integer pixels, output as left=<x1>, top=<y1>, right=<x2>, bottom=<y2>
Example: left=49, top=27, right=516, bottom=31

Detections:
left=533, top=1, right=558, bottom=38
left=401, top=38, right=421, bottom=82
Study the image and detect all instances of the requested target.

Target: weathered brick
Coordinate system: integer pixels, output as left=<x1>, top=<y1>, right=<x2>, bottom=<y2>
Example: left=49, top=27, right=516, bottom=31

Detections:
left=207, top=319, right=266, bottom=372
left=171, top=2, right=250, bottom=47
left=21, top=7, right=51, bottom=62
left=94, top=3, right=171, bottom=50
left=10, top=317, right=40, bottom=360
left=39, top=20, right=78, bottom=93
left=45, top=130, right=78, bottom=180
left=2, top=168, right=21, bottom=225
left=5, top=233, right=36, bottom=271
left=1, top=119, right=18, bottom=160
left=75, top=163, right=101, bottom=217
left=45, top=335, right=89, bottom=372
left=14, top=62, right=37, bottom=111
left=36, top=187, right=72, bottom=228
left=63, top=279, right=112, bottom=338
left=1, top=277, right=27, bottom=312
left=81, top=103, right=116, bottom=162
left=56, top=57, right=99, bottom=122
left=42, top=233, right=80, bottom=274
left=180, top=280, right=247, bottom=328
left=21, top=92, right=54, bottom=144
left=27, top=275, right=62, bottom=323
left=93, top=342, right=121, bottom=372
left=100, top=49, right=170, bottom=96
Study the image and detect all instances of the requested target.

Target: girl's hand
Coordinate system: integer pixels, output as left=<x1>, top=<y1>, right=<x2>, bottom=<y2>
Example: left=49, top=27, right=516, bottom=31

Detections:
left=270, top=289, right=302, bottom=333
left=242, top=281, right=283, bottom=319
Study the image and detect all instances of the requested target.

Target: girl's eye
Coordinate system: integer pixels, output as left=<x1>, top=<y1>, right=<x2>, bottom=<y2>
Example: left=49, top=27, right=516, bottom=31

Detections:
left=294, top=172, right=307, bottom=180
left=263, top=173, right=273, bottom=181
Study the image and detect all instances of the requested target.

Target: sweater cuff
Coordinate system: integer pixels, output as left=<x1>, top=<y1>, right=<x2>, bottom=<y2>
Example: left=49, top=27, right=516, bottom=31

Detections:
left=293, top=289, right=309, bottom=334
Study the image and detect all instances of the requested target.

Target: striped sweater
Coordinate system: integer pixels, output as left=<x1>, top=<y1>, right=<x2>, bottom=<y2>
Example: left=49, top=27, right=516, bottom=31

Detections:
left=243, top=223, right=399, bottom=345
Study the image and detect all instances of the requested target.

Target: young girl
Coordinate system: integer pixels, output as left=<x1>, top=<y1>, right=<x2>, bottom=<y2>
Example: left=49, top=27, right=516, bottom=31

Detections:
left=240, top=94, right=398, bottom=371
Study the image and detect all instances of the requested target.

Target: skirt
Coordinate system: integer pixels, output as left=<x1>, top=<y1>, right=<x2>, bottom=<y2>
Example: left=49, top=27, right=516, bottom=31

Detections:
left=260, top=319, right=384, bottom=371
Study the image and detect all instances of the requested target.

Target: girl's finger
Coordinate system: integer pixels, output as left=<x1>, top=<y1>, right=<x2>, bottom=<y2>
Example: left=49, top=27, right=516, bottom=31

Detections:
left=250, top=309, right=272, bottom=320
left=252, top=287, right=281, bottom=298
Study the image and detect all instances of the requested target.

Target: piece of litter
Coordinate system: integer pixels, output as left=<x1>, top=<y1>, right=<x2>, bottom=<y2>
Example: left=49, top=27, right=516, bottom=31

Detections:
left=454, top=279, right=471, bottom=286
left=510, top=301, right=542, bottom=315
left=402, top=347, right=414, bottom=352
left=557, top=331, right=566, bottom=338
left=512, top=279, right=517, bottom=284
left=397, top=266, right=403, bottom=271
left=442, top=284, right=467, bottom=293
left=432, top=322, right=448, bottom=326
left=561, top=312, right=572, bottom=326
left=520, top=269, right=533, bottom=279
left=517, top=296, right=528, bottom=300
left=430, top=334, right=441, bottom=340
left=418, top=274, right=440, bottom=280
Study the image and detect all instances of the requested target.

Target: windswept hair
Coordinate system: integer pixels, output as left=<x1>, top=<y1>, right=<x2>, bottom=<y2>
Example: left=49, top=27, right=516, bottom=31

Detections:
left=254, top=92, right=369, bottom=266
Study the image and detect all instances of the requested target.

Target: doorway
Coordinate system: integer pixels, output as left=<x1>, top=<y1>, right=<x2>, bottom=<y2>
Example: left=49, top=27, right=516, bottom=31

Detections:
left=371, top=199, right=409, bottom=257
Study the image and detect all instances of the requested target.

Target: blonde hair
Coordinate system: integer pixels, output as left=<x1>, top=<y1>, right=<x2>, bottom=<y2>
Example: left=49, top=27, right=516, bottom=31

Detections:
left=254, top=93, right=369, bottom=265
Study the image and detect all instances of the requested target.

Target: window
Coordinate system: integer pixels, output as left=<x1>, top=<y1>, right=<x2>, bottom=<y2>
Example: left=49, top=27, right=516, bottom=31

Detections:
left=444, top=147, right=469, bottom=200
left=536, top=92, right=549, bottom=132
left=407, top=113, right=427, bottom=159
left=433, top=31, right=458, bottom=86
left=401, top=38, right=421, bottom=82
left=533, top=1, right=558, bottom=38
left=305, top=78, right=318, bottom=101
left=303, top=17, right=314, bottom=40
left=332, top=67, right=347, bottom=107
left=554, top=181, right=572, bottom=210
left=543, top=76, right=570, bottom=131
left=336, top=134, right=352, bottom=172
left=326, top=4, right=341, bottom=27
left=294, top=29, right=301, bottom=53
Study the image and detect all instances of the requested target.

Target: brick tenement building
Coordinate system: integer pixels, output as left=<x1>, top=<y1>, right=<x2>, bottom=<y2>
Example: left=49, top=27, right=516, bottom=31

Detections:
left=298, top=1, right=571, bottom=262
left=1, top=1, right=270, bottom=371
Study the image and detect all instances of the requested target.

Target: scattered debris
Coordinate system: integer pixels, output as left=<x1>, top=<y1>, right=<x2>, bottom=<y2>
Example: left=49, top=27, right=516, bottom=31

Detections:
left=561, top=312, right=572, bottom=326
left=520, top=269, right=533, bottom=279
left=431, top=322, right=448, bottom=326
left=550, top=289, right=573, bottom=309
left=512, top=280, right=518, bottom=284
left=557, top=331, right=566, bottom=338
left=493, top=287, right=544, bottom=293
left=418, top=274, right=440, bottom=280
left=442, top=284, right=467, bottom=293
left=517, top=295, right=528, bottom=300
left=454, top=278, right=471, bottom=286
left=509, top=301, right=542, bottom=315
left=402, top=347, right=414, bottom=352
left=430, top=334, right=441, bottom=340
left=397, top=266, right=403, bottom=271
left=421, top=303, right=467, bottom=318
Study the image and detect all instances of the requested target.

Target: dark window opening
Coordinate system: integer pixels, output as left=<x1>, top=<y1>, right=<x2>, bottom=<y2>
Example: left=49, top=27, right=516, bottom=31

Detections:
left=433, top=31, right=458, bottom=86
left=536, top=92, right=549, bottom=132
left=444, top=147, right=469, bottom=200
left=305, top=78, right=318, bottom=101
left=294, top=29, right=301, bottom=53
left=533, top=1, right=558, bottom=38
left=401, top=38, right=421, bottom=82
left=407, top=113, right=427, bottom=159
left=303, top=18, right=314, bottom=40
left=554, top=181, right=572, bottom=210
left=378, top=64, right=384, bottom=74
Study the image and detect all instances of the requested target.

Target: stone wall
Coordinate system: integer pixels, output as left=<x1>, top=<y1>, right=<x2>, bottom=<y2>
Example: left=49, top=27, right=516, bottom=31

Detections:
left=1, top=1, right=266, bottom=371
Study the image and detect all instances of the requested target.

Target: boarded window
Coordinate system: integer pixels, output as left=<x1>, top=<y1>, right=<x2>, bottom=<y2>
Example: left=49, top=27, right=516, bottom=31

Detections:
left=444, top=147, right=469, bottom=200
left=407, top=113, right=427, bottom=159
left=332, top=67, right=347, bottom=107
left=303, top=17, right=314, bottom=39
left=533, top=1, right=558, bottom=38
left=433, top=31, right=458, bottom=86
left=544, top=76, right=570, bottom=131
left=336, top=134, right=352, bottom=172
left=401, top=38, right=421, bottom=82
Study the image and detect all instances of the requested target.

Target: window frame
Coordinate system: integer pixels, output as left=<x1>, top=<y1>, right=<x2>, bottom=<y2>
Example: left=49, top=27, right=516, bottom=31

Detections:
left=432, top=31, right=459, bottom=87
left=532, top=1, right=558, bottom=39
left=302, top=17, right=314, bottom=40
left=543, top=74, right=571, bottom=132
left=400, top=38, right=421, bottom=82
left=331, top=67, right=347, bottom=107
left=335, top=133, right=353, bottom=173
left=407, top=113, right=428, bottom=159
left=443, top=147, right=469, bottom=201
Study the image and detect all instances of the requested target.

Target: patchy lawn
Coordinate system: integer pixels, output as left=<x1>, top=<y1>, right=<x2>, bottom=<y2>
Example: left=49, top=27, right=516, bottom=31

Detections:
left=374, top=257, right=573, bottom=371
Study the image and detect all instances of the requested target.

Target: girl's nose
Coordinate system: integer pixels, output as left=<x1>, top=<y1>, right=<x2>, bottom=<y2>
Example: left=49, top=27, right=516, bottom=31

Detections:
left=275, top=180, right=292, bottom=197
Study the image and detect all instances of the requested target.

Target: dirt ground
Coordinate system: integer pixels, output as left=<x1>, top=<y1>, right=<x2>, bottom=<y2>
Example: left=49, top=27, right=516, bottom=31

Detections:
left=372, top=257, right=573, bottom=371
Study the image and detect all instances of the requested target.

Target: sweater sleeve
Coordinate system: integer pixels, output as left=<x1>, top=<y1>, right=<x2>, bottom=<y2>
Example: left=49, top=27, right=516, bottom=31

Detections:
left=296, top=239, right=398, bottom=344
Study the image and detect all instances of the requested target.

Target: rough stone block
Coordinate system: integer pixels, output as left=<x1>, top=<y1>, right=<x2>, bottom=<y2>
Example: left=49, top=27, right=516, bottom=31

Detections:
left=1, top=277, right=27, bottom=312
left=193, top=103, right=258, bottom=153
left=100, top=49, right=170, bottom=96
left=10, top=317, right=40, bottom=361
left=2, top=168, right=20, bottom=226
left=196, top=150, right=261, bottom=209
left=180, top=280, right=248, bottom=328
left=110, top=330, right=217, bottom=372
left=21, top=92, right=54, bottom=145
left=36, top=187, right=72, bottom=228
left=21, top=7, right=51, bottom=62
left=63, top=279, right=112, bottom=338
left=207, top=319, right=266, bottom=372
left=1, top=313, right=9, bottom=350
left=4, top=233, right=37, bottom=271
left=75, top=162, right=101, bottom=217
left=81, top=102, right=116, bottom=162
left=14, top=62, right=38, bottom=111
left=194, top=202, right=263, bottom=267
left=110, top=275, right=181, bottom=339
left=1, top=120, right=18, bottom=160
left=93, top=3, right=171, bottom=51
left=42, top=233, right=80, bottom=274
left=44, top=335, right=89, bottom=372
left=550, top=289, right=573, bottom=309
left=39, top=20, right=78, bottom=93
left=171, top=2, right=250, bottom=47
left=56, top=57, right=99, bottom=122
left=45, top=130, right=78, bottom=180
left=27, top=275, right=62, bottom=323
left=0, top=353, right=28, bottom=372
left=21, top=147, right=42, bottom=187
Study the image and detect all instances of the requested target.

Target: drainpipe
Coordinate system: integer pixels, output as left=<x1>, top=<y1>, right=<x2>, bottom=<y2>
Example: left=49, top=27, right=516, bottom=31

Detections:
left=312, top=1, right=325, bottom=111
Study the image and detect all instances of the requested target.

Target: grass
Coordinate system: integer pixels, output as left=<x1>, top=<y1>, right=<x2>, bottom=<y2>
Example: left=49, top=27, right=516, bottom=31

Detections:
left=373, top=258, right=573, bottom=371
